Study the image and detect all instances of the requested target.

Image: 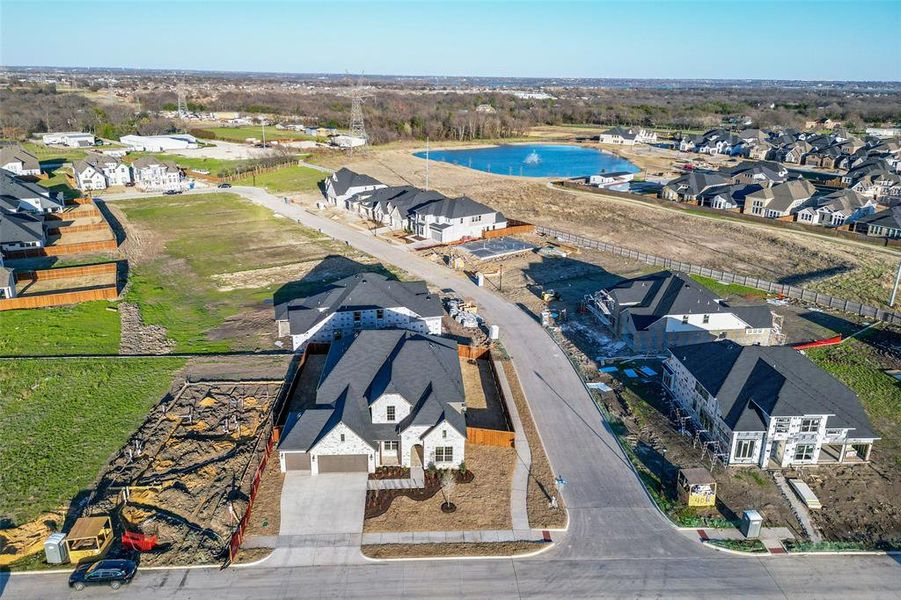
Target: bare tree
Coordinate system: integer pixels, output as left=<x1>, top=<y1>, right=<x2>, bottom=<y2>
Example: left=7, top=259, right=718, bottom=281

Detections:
left=440, top=470, right=456, bottom=509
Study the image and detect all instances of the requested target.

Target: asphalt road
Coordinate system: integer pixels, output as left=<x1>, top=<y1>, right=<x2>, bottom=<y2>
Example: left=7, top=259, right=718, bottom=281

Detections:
left=5, top=186, right=898, bottom=599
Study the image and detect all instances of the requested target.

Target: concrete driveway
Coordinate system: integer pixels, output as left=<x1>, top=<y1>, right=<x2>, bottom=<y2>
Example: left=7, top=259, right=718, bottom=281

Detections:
left=264, top=472, right=368, bottom=567
left=279, top=472, right=367, bottom=535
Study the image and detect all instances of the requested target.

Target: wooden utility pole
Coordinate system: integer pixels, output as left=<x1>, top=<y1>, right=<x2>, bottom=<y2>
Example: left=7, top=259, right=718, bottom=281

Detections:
left=890, top=260, right=901, bottom=307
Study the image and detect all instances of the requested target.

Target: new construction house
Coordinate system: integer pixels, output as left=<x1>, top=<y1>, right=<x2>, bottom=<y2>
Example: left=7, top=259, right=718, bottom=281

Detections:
left=278, top=329, right=467, bottom=474
left=663, top=340, right=878, bottom=468
left=585, top=271, right=777, bottom=352
left=274, top=272, right=443, bottom=351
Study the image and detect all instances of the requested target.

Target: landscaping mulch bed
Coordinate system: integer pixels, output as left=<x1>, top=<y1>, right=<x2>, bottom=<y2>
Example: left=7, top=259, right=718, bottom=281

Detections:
left=365, top=470, right=474, bottom=519
left=369, top=466, right=411, bottom=480
left=361, top=541, right=547, bottom=559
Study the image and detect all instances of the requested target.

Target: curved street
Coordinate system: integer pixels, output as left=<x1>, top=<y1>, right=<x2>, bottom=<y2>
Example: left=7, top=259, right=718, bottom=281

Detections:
left=4, top=185, right=899, bottom=599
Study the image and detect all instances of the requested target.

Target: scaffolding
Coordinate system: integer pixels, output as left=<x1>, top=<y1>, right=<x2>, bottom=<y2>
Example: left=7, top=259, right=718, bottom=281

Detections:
left=770, top=311, right=785, bottom=346
left=584, top=289, right=616, bottom=328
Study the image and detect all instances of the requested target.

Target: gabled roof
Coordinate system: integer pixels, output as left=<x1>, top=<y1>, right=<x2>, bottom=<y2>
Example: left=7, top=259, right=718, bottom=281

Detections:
left=73, top=153, right=122, bottom=174
left=279, top=330, right=466, bottom=452
left=607, top=271, right=773, bottom=331
left=329, top=167, right=383, bottom=196
left=699, top=183, right=763, bottom=205
left=0, top=169, right=63, bottom=211
left=856, top=206, right=901, bottom=230
left=131, top=156, right=180, bottom=172
left=813, top=189, right=868, bottom=214
left=601, top=126, right=639, bottom=140
left=744, top=179, right=816, bottom=212
left=0, top=211, right=44, bottom=245
left=275, top=272, right=443, bottom=334
left=671, top=340, right=876, bottom=437
left=410, top=195, right=499, bottom=220
left=0, top=145, right=40, bottom=171
left=665, top=171, right=731, bottom=197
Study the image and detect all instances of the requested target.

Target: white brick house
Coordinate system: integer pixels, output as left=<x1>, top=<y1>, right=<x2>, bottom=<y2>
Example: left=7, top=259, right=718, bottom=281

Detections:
left=132, top=156, right=184, bottom=191
left=73, top=154, right=132, bottom=190
left=662, top=340, right=878, bottom=468
left=274, top=272, right=443, bottom=351
left=0, top=146, right=41, bottom=177
left=278, top=330, right=467, bottom=474
left=407, top=196, right=507, bottom=244
left=324, top=168, right=385, bottom=208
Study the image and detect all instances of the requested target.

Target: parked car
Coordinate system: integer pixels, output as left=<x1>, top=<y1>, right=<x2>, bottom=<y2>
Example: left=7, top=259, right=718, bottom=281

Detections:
left=218, top=183, right=232, bottom=188
left=69, top=559, right=137, bottom=591
left=163, top=189, right=183, bottom=195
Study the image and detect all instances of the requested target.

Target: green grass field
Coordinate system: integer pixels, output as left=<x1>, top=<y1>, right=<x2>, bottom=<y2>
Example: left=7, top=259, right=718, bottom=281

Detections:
left=36, top=169, right=81, bottom=200
left=0, top=301, right=121, bottom=356
left=197, top=126, right=316, bottom=142
left=806, top=336, right=900, bottom=457
left=20, top=141, right=89, bottom=162
left=689, top=274, right=767, bottom=300
left=125, top=152, right=257, bottom=177
left=234, top=165, right=326, bottom=192
left=118, top=192, right=358, bottom=352
left=0, top=358, right=185, bottom=525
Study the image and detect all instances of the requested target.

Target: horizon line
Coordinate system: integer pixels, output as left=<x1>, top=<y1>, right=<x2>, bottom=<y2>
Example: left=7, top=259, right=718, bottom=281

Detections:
left=3, top=64, right=900, bottom=85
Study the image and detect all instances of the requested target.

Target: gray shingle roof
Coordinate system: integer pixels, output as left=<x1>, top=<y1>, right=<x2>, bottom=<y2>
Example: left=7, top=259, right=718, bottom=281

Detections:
left=0, top=211, right=45, bottom=246
left=608, top=271, right=773, bottom=331
left=330, top=168, right=383, bottom=196
left=671, top=340, right=877, bottom=437
left=0, top=145, right=40, bottom=172
left=745, top=179, right=815, bottom=212
left=665, top=171, right=731, bottom=197
left=279, top=329, right=466, bottom=452
left=856, top=206, right=901, bottom=230
left=410, top=195, right=498, bottom=220
left=275, top=272, right=443, bottom=334
left=1, top=169, right=63, bottom=212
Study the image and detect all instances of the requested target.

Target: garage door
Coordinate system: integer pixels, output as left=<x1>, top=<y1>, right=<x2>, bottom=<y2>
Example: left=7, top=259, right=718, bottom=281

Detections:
left=318, top=454, right=369, bottom=473
left=283, top=452, right=311, bottom=471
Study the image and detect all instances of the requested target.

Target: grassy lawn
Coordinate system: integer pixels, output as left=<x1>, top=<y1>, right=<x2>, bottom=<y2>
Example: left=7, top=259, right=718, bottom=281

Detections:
left=0, top=358, right=184, bottom=525
left=806, top=335, right=900, bottom=456
left=0, top=300, right=121, bottom=356
left=20, top=141, right=89, bottom=162
left=234, top=165, right=326, bottom=192
left=197, top=126, right=316, bottom=142
left=125, top=152, right=258, bottom=177
left=36, top=169, right=81, bottom=200
left=118, top=192, right=362, bottom=352
left=689, top=274, right=767, bottom=300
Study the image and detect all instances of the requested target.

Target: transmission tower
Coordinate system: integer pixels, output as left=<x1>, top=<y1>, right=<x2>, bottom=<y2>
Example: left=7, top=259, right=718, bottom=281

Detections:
left=176, top=74, right=188, bottom=119
left=342, top=75, right=373, bottom=142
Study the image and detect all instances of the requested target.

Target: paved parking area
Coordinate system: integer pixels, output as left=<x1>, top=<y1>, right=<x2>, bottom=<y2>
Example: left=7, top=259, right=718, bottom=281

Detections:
left=263, top=472, right=368, bottom=567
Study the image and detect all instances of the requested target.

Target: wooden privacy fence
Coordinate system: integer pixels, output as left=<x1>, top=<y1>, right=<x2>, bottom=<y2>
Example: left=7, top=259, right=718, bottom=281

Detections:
left=536, top=225, right=901, bottom=327
left=458, top=344, right=490, bottom=360
left=13, top=262, right=117, bottom=282
left=0, top=286, right=117, bottom=311
left=227, top=427, right=278, bottom=564
left=4, top=238, right=117, bottom=258
left=47, top=208, right=101, bottom=220
left=467, top=426, right=515, bottom=447
left=47, top=222, right=110, bottom=236
left=483, top=220, right=535, bottom=239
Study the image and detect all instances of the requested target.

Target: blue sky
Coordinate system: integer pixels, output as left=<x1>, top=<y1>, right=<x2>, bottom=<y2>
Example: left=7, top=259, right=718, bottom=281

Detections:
left=2, top=1, right=900, bottom=80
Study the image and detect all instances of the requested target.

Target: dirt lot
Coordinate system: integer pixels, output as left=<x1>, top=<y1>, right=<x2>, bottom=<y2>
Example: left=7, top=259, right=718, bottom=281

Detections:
left=14, top=270, right=117, bottom=296
left=86, top=378, right=286, bottom=566
left=318, top=143, right=898, bottom=308
left=461, top=358, right=509, bottom=431
left=361, top=540, right=546, bottom=558
left=363, top=443, right=515, bottom=533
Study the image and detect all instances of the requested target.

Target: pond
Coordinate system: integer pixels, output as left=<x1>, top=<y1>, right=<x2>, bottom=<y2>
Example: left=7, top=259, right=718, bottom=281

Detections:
left=412, top=144, right=639, bottom=178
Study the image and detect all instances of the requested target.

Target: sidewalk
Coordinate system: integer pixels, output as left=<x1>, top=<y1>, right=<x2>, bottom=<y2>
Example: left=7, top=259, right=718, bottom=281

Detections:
left=368, top=467, right=425, bottom=490
left=683, top=526, right=795, bottom=554
left=362, top=528, right=550, bottom=545
left=493, top=357, right=532, bottom=532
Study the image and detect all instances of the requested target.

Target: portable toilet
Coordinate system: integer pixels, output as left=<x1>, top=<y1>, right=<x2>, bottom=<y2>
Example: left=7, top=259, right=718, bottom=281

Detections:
left=740, top=509, right=764, bottom=540
left=489, top=325, right=500, bottom=340
left=476, top=272, right=485, bottom=287
left=44, top=532, right=69, bottom=564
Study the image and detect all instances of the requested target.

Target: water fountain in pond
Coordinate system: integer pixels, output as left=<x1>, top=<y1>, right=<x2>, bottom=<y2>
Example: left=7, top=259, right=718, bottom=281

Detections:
left=523, top=150, right=541, bottom=165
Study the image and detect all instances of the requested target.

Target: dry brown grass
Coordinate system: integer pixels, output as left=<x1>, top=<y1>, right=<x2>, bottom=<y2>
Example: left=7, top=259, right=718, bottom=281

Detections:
left=361, top=541, right=547, bottom=559
left=460, top=359, right=489, bottom=410
left=501, top=360, right=568, bottom=529
left=363, top=443, right=515, bottom=533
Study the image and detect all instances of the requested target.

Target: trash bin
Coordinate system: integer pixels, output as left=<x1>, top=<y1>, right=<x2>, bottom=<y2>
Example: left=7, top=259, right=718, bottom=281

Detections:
left=44, top=532, right=69, bottom=564
left=740, top=509, right=763, bottom=539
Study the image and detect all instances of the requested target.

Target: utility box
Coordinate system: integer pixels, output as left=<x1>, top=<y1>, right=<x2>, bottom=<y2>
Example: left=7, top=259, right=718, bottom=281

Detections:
left=489, top=325, right=500, bottom=340
left=44, top=532, right=69, bottom=564
left=740, top=509, right=763, bottom=540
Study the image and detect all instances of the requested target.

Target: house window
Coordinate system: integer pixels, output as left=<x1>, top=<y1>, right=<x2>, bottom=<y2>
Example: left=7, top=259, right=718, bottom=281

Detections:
left=662, top=367, right=674, bottom=390
left=773, top=418, right=790, bottom=434
left=682, top=315, right=689, bottom=325
left=442, top=429, right=447, bottom=439
left=794, top=444, right=814, bottom=461
left=799, top=418, right=820, bottom=433
left=353, top=311, right=361, bottom=322
left=386, top=406, right=396, bottom=422
left=383, top=440, right=399, bottom=451
left=472, top=215, right=482, bottom=222
left=333, top=330, right=342, bottom=340
left=340, top=433, right=345, bottom=443
left=376, top=309, right=385, bottom=320
left=734, top=439, right=756, bottom=460
left=694, top=381, right=709, bottom=401
left=702, top=314, right=710, bottom=324
left=435, top=446, right=454, bottom=462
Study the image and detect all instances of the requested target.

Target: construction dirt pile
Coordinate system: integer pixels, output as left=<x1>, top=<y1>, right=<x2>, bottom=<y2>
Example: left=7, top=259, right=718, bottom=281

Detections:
left=87, top=380, right=285, bottom=566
